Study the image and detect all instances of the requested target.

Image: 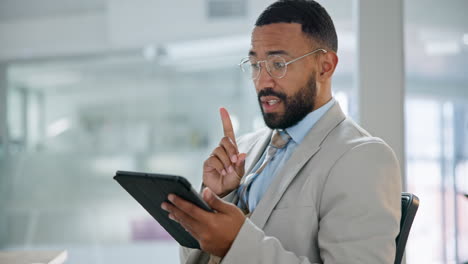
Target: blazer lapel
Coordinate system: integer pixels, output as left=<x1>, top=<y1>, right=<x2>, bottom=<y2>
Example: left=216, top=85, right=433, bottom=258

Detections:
left=243, top=129, right=272, bottom=176
left=250, top=102, right=346, bottom=229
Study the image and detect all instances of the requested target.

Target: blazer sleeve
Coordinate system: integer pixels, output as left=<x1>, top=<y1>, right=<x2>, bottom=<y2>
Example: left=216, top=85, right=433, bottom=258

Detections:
left=220, top=140, right=401, bottom=264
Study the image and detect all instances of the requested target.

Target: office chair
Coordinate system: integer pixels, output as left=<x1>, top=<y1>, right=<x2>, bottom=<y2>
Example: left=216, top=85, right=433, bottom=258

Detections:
left=394, top=192, right=419, bottom=264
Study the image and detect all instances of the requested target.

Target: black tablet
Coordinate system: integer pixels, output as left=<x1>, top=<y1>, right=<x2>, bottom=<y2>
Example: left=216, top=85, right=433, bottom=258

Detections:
left=113, top=170, right=213, bottom=249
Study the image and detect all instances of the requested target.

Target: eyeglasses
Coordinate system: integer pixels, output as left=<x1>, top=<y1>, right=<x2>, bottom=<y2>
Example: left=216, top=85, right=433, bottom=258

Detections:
left=239, top=48, right=327, bottom=80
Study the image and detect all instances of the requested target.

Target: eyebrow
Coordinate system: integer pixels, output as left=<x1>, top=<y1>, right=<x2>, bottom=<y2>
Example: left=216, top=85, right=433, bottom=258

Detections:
left=248, top=50, right=290, bottom=57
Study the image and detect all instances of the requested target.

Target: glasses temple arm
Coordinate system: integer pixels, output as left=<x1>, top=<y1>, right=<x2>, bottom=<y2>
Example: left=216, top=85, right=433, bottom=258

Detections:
left=284, top=48, right=327, bottom=66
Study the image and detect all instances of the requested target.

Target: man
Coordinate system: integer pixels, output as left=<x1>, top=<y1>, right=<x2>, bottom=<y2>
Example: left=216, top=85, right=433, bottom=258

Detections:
left=161, top=0, right=402, bottom=263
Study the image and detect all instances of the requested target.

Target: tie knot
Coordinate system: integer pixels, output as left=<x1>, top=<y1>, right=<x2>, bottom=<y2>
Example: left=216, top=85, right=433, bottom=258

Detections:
left=270, top=130, right=291, bottom=149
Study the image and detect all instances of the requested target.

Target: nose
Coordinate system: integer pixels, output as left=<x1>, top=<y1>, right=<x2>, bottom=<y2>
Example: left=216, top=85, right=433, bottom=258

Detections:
left=254, top=62, right=275, bottom=91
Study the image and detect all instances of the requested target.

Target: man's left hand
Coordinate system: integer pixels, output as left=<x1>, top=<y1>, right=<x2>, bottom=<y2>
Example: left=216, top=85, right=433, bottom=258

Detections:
left=161, top=187, right=246, bottom=257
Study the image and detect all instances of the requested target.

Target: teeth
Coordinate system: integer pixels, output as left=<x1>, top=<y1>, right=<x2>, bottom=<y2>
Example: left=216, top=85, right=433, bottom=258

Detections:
left=267, top=100, right=279, bottom=105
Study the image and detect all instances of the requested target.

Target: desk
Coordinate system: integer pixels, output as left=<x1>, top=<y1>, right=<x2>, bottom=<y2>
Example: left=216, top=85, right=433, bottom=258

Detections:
left=0, top=250, right=67, bottom=264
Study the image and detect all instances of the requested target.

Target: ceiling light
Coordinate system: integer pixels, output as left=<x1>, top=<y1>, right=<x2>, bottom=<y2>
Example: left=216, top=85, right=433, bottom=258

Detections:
left=164, top=35, right=250, bottom=60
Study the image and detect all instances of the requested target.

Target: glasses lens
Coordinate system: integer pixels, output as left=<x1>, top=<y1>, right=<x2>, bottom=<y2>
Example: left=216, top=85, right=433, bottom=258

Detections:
left=240, top=58, right=260, bottom=80
left=266, top=55, right=287, bottom=78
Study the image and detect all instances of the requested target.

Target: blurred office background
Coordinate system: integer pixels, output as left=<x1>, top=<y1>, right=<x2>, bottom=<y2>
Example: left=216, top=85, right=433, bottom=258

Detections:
left=0, top=0, right=466, bottom=263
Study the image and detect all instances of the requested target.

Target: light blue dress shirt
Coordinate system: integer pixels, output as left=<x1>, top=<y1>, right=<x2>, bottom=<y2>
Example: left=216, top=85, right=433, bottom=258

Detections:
left=240, top=98, right=336, bottom=212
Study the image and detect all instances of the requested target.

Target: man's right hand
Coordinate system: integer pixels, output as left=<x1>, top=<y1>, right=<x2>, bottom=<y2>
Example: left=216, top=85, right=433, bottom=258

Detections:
left=203, top=108, right=247, bottom=197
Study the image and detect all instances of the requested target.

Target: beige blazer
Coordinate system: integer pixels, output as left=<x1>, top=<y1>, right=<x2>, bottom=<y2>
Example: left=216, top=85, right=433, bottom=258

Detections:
left=180, top=102, right=402, bottom=264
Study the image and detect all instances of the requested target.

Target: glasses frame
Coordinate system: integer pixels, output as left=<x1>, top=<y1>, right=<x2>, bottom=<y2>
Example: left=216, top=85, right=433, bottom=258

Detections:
left=239, top=48, right=327, bottom=80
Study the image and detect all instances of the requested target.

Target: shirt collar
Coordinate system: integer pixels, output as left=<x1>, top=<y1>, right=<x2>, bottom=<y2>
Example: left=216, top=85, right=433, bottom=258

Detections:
left=285, top=98, right=336, bottom=144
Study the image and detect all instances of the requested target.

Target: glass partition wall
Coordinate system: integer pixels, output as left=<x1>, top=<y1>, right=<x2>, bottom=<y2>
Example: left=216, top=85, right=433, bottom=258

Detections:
left=0, top=25, right=355, bottom=264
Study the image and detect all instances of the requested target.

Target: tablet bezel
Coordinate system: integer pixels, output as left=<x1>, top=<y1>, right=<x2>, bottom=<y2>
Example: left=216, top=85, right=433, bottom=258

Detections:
left=114, top=170, right=212, bottom=249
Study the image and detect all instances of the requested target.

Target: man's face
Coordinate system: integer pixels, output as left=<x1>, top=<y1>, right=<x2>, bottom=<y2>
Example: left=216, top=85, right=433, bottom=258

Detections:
left=250, top=23, right=319, bottom=129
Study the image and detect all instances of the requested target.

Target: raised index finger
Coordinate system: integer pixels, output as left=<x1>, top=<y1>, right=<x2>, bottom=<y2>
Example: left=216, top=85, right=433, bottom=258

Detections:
left=219, top=107, right=237, bottom=146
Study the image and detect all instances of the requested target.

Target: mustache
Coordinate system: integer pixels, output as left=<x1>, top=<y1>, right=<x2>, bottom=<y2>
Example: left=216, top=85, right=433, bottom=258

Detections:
left=257, top=88, right=287, bottom=101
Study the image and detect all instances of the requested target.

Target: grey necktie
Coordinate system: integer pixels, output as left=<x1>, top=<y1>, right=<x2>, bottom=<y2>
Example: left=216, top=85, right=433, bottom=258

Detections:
left=208, top=131, right=291, bottom=264
left=238, top=129, right=291, bottom=214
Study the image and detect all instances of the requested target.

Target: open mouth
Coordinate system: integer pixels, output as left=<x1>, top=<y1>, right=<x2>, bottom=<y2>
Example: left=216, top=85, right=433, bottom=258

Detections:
left=266, top=99, right=279, bottom=105
left=260, top=96, right=282, bottom=112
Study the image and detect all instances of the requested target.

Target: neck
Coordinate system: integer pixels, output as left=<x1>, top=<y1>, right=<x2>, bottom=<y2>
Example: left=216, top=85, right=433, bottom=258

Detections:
left=313, top=82, right=332, bottom=111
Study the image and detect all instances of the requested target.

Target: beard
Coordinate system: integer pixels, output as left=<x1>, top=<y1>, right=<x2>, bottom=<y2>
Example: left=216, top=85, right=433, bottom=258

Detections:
left=258, top=76, right=317, bottom=129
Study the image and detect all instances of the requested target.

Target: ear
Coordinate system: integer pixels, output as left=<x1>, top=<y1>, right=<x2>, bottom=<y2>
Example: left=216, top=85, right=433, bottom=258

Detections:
left=317, top=51, right=338, bottom=81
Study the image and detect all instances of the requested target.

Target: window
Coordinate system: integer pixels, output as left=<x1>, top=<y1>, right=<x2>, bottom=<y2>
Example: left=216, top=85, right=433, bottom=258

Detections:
left=404, top=1, right=468, bottom=262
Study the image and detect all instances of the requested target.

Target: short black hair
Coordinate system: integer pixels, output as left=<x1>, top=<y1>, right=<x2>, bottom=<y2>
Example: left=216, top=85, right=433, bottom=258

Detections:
left=255, top=0, right=338, bottom=52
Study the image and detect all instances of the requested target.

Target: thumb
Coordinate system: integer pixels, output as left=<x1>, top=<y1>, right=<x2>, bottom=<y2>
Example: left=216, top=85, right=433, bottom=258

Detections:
left=203, top=187, right=230, bottom=213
